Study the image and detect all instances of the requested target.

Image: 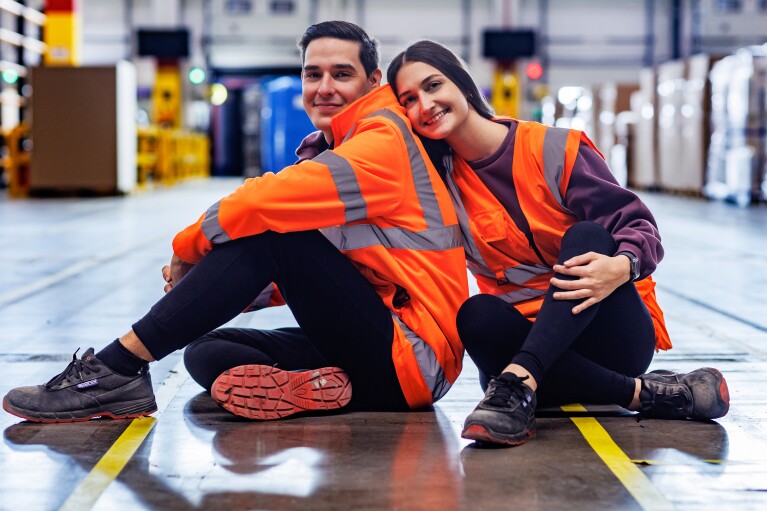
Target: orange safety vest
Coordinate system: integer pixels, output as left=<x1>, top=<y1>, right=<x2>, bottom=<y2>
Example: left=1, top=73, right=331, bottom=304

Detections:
left=172, top=85, right=469, bottom=407
left=444, top=119, right=672, bottom=351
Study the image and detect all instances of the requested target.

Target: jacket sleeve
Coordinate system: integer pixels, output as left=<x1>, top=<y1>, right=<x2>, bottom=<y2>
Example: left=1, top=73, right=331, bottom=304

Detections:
left=563, top=142, right=663, bottom=279
left=172, top=118, right=408, bottom=263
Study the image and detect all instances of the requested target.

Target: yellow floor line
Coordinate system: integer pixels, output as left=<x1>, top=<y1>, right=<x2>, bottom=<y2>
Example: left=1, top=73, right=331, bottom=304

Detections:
left=58, top=361, right=189, bottom=511
left=562, top=404, right=675, bottom=511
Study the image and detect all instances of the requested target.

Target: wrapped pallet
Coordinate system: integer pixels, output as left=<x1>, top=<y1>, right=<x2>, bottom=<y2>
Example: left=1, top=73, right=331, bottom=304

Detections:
left=630, top=68, right=659, bottom=189
left=656, top=60, right=690, bottom=192
left=596, top=82, right=638, bottom=179
left=681, top=54, right=719, bottom=194
left=704, top=55, right=735, bottom=200
left=706, top=46, right=767, bottom=205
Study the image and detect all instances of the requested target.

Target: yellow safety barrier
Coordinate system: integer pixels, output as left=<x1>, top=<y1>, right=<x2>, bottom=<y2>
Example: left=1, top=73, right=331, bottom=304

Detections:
left=3, top=124, right=208, bottom=197
left=137, top=125, right=209, bottom=187
left=4, top=123, right=31, bottom=198
left=137, top=125, right=159, bottom=186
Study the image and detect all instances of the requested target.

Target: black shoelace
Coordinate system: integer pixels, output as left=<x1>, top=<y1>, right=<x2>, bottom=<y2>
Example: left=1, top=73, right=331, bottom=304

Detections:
left=485, top=374, right=529, bottom=408
left=45, top=349, right=101, bottom=388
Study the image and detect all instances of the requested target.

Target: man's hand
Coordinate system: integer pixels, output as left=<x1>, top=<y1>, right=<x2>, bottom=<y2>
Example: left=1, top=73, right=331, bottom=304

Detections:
left=162, top=254, right=195, bottom=293
left=550, top=252, right=631, bottom=314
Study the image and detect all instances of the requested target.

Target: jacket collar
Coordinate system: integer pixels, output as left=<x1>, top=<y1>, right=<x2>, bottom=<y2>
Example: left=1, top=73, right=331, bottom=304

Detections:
left=329, top=85, right=401, bottom=144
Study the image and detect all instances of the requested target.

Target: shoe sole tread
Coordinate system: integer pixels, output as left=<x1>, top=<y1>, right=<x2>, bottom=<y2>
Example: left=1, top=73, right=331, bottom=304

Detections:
left=211, top=365, right=352, bottom=420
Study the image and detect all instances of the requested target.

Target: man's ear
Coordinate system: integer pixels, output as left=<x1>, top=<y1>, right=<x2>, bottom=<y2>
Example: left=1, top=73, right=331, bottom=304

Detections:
left=368, top=69, right=382, bottom=88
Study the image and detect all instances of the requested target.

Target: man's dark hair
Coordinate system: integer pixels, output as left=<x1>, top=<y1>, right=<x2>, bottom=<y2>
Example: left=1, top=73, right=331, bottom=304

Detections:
left=387, top=40, right=494, bottom=119
left=298, top=20, right=380, bottom=77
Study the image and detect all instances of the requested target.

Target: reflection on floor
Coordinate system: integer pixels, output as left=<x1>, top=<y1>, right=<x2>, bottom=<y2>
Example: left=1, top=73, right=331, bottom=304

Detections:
left=1, top=179, right=766, bottom=510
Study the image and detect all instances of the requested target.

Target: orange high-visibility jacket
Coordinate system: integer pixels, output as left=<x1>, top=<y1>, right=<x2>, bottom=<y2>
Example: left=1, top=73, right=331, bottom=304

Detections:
left=444, top=119, right=671, bottom=351
left=172, top=85, right=470, bottom=407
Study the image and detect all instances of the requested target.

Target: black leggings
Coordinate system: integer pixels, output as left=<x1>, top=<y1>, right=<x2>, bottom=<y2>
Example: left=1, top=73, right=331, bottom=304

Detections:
left=132, top=230, right=409, bottom=411
left=457, top=222, right=656, bottom=407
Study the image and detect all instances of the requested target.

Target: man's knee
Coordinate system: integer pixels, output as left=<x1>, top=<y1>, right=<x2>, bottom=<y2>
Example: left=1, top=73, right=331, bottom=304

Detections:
left=183, top=336, right=220, bottom=392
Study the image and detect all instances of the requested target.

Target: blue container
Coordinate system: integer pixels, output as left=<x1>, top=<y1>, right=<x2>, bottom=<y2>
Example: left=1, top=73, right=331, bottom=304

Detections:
left=260, top=76, right=315, bottom=174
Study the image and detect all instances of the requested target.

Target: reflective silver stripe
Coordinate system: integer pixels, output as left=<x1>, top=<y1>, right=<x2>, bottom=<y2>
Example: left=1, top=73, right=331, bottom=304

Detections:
left=392, top=315, right=450, bottom=402
left=313, top=150, right=368, bottom=223
left=543, top=127, right=572, bottom=211
left=444, top=157, right=489, bottom=270
left=342, top=125, right=355, bottom=144
left=316, top=107, right=444, bottom=227
left=316, top=108, right=461, bottom=253
left=467, top=260, right=496, bottom=280
left=201, top=200, right=232, bottom=244
left=248, top=283, right=275, bottom=310
left=502, top=263, right=551, bottom=286
left=369, top=109, right=445, bottom=229
left=496, top=288, right=547, bottom=304
left=467, top=263, right=549, bottom=303
left=467, top=261, right=551, bottom=288
left=322, top=223, right=461, bottom=251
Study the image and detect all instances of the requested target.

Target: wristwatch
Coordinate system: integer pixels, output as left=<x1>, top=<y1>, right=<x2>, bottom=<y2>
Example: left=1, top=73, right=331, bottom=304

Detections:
left=618, top=252, right=640, bottom=281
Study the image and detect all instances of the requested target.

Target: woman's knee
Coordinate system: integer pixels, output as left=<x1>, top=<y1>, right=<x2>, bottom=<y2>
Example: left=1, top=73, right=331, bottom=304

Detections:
left=456, top=294, right=526, bottom=349
left=457, top=295, right=502, bottom=341
left=561, top=221, right=616, bottom=257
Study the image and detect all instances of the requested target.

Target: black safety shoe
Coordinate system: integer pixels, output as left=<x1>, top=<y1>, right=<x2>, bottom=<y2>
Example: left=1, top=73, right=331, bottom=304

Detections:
left=2, top=348, right=157, bottom=423
left=461, top=372, right=537, bottom=446
left=638, top=367, right=730, bottom=420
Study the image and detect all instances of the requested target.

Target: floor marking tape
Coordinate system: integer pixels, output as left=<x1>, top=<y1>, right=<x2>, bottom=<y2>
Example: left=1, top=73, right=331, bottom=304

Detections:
left=58, top=361, right=189, bottom=511
left=562, top=404, right=674, bottom=511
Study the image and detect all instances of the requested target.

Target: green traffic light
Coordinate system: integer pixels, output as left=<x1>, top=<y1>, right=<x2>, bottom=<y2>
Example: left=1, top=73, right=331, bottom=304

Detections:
left=2, top=69, right=19, bottom=84
left=189, top=67, right=206, bottom=85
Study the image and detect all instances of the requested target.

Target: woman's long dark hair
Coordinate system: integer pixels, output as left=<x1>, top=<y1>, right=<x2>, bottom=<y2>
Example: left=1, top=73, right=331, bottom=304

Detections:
left=386, top=40, right=494, bottom=120
left=386, top=40, right=495, bottom=177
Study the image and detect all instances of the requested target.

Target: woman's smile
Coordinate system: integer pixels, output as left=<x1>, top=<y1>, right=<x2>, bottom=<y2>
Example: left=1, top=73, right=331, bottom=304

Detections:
left=423, top=108, right=450, bottom=126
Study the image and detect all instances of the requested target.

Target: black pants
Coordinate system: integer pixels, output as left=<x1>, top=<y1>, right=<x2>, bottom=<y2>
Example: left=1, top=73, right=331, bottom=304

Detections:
left=132, top=230, right=409, bottom=411
left=457, top=222, right=656, bottom=407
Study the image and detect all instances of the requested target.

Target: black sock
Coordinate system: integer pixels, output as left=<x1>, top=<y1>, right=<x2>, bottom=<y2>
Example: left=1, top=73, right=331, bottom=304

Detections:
left=96, top=339, right=149, bottom=376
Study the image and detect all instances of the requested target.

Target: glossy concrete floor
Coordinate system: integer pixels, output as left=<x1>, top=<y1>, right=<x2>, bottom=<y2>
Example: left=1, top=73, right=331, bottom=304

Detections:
left=1, top=178, right=766, bottom=511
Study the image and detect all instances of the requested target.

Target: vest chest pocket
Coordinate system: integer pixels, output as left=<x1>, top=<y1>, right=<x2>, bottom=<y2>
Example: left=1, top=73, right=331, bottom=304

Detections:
left=473, top=208, right=507, bottom=243
left=471, top=207, right=540, bottom=268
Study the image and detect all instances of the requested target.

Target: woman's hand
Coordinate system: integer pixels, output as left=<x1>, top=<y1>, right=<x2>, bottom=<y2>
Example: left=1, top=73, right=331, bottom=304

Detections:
left=550, top=252, right=631, bottom=314
left=162, top=254, right=195, bottom=293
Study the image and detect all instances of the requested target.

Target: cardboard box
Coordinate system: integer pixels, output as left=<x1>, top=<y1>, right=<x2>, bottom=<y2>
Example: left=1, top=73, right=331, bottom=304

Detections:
left=30, top=63, right=137, bottom=194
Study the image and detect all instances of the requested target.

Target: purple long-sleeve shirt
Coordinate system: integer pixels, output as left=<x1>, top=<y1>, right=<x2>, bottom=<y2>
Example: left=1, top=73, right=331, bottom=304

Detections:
left=468, top=120, right=663, bottom=279
left=295, top=131, right=329, bottom=163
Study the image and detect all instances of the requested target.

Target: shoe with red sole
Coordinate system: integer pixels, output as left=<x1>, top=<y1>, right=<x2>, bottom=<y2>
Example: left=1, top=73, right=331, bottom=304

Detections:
left=461, top=372, right=537, bottom=447
left=211, top=365, right=352, bottom=420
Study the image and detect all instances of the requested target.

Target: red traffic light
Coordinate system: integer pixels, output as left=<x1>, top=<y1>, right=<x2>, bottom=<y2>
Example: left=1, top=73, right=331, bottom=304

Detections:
left=525, top=62, right=543, bottom=80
